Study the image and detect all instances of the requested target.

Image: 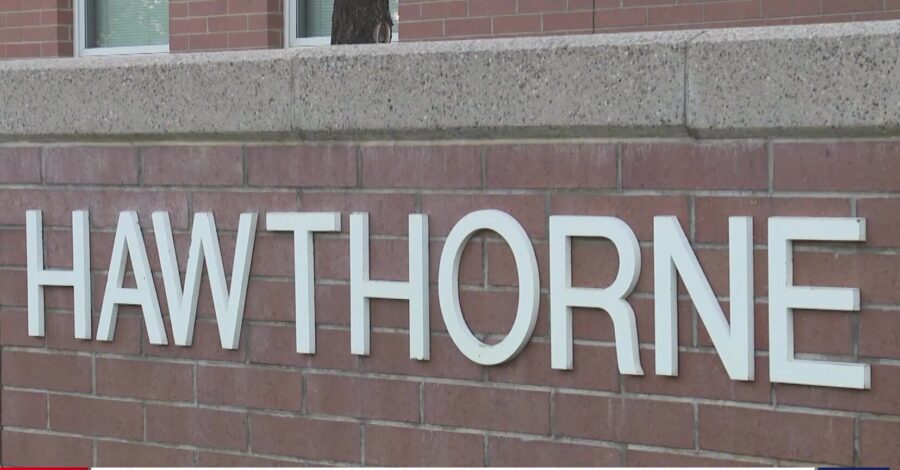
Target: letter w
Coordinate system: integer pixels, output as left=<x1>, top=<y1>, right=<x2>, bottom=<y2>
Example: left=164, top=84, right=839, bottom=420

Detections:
left=152, top=212, right=258, bottom=349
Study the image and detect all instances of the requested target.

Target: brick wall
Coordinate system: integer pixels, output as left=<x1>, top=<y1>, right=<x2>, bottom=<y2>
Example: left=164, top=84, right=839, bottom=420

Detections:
left=0, top=0, right=72, bottom=59
left=399, top=0, right=900, bottom=40
left=5, top=1, right=900, bottom=59
left=169, top=0, right=283, bottom=52
left=1, top=138, right=899, bottom=466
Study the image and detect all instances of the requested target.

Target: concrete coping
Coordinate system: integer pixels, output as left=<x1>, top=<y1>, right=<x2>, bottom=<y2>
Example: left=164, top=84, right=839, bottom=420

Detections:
left=0, top=20, right=898, bottom=141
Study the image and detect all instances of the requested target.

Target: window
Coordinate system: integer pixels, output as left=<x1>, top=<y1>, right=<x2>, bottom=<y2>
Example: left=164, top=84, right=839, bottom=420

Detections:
left=76, top=0, right=169, bottom=56
left=287, top=0, right=399, bottom=47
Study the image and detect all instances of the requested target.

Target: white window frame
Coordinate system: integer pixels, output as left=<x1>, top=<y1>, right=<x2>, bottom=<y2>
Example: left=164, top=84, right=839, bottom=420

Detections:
left=74, top=0, right=170, bottom=57
left=285, top=0, right=398, bottom=48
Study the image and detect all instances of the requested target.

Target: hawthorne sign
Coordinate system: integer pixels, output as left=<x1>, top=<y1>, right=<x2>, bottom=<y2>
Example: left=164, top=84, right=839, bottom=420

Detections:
left=24, top=209, right=871, bottom=391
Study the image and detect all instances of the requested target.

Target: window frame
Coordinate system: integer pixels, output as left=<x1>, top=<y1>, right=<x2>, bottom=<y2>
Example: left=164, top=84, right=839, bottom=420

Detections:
left=74, top=0, right=171, bottom=57
left=284, top=0, right=398, bottom=48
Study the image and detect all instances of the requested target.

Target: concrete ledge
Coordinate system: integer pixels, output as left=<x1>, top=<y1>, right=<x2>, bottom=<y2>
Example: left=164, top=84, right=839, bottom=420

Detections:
left=687, top=21, right=900, bottom=138
left=0, top=20, right=898, bottom=141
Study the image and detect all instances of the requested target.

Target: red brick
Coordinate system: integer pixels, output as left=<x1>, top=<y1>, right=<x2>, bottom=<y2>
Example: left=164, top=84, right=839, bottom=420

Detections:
left=551, top=194, right=690, bottom=241
left=469, top=0, right=516, bottom=16
left=625, top=350, right=771, bottom=403
left=699, top=405, right=854, bottom=465
left=399, top=19, right=444, bottom=39
left=0, top=189, right=90, bottom=226
left=595, top=7, right=648, bottom=28
left=704, top=0, right=762, bottom=22
left=0, top=227, right=25, bottom=265
left=856, top=197, right=900, bottom=247
left=360, top=331, right=483, bottom=380
left=776, top=364, right=900, bottom=415
left=424, top=383, right=550, bottom=434
left=144, top=318, right=248, bottom=363
left=485, top=143, right=615, bottom=189
left=648, top=4, right=704, bottom=24
left=542, top=10, right=593, bottom=31
left=489, top=437, right=621, bottom=466
left=1, top=389, right=47, bottom=428
left=487, top=341, right=620, bottom=391
left=420, top=0, right=467, bottom=19
left=518, top=0, right=569, bottom=14
left=860, top=419, right=900, bottom=468
left=859, top=308, right=900, bottom=360
left=365, top=425, right=484, bottom=466
left=43, top=146, right=138, bottom=184
left=208, top=14, right=247, bottom=32
left=306, top=373, right=420, bottom=422
left=492, top=14, right=542, bottom=34
left=822, top=0, right=882, bottom=14
left=361, top=144, right=481, bottom=189
left=421, top=193, right=546, bottom=237
left=96, top=358, right=194, bottom=401
left=555, top=394, right=694, bottom=448
left=0, top=430, right=92, bottom=467
left=250, top=413, right=361, bottom=463
left=248, top=323, right=356, bottom=370
left=198, top=365, right=302, bottom=410
left=49, top=395, right=143, bottom=439
left=1, top=350, right=92, bottom=392
left=96, top=441, right=196, bottom=467
left=774, top=141, right=900, bottom=191
left=142, top=145, right=243, bottom=186
left=694, top=196, right=851, bottom=243
left=88, top=189, right=190, bottom=229
left=146, top=404, right=247, bottom=450
left=299, top=191, right=417, bottom=235
left=246, top=144, right=357, bottom=187
left=198, top=451, right=299, bottom=466
left=622, top=142, right=768, bottom=190
left=46, top=312, right=142, bottom=355
left=445, top=16, right=492, bottom=35
left=626, top=449, right=755, bottom=466
left=793, top=251, right=900, bottom=305
left=0, top=146, right=40, bottom=183
left=192, top=191, right=297, bottom=233
left=762, top=0, right=822, bottom=18
left=0, top=308, right=45, bottom=347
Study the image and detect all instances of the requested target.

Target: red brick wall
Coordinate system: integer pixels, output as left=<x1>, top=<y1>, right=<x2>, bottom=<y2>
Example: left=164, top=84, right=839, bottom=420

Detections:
left=4, top=1, right=900, bottom=58
left=399, top=0, right=900, bottom=40
left=0, top=0, right=72, bottom=59
left=1, top=138, right=899, bottom=466
left=169, top=0, right=283, bottom=52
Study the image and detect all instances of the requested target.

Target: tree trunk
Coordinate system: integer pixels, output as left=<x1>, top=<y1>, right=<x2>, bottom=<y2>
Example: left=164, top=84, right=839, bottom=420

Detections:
left=331, top=0, right=393, bottom=45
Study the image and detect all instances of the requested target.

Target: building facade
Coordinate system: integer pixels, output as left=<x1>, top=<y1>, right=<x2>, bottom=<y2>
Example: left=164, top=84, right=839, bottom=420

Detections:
left=1, top=1, right=900, bottom=469
left=2, top=0, right=900, bottom=59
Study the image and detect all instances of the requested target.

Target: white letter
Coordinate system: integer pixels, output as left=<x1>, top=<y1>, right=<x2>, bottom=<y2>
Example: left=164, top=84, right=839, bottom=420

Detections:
left=153, top=212, right=258, bottom=350
left=266, top=212, right=340, bottom=354
left=439, top=210, right=538, bottom=366
left=654, top=216, right=754, bottom=381
left=351, top=213, right=429, bottom=360
left=768, top=217, right=869, bottom=389
left=97, top=212, right=166, bottom=345
left=26, top=210, right=91, bottom=339
left=549, top=216, right=643, bottom=375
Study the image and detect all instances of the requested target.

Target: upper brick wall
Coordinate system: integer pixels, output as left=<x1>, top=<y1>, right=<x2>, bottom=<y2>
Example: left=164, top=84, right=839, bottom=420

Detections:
left=169, top=0, right=283, bottom=52
left=3, top=0, right=900, bottom=59
left=399, top=0, right=900, bottom=41
left=0, top=0, right=72, bottom=59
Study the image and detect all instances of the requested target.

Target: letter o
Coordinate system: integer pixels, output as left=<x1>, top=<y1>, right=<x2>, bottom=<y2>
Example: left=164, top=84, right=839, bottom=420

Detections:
left=438, top=210, right=539, bottom=366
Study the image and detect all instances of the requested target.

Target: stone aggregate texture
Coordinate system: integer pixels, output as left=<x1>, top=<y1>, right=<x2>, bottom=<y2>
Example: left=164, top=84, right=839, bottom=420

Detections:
left=1, top=19, right=900, bottom=468
left=0, top=20, right=898, bottom=141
